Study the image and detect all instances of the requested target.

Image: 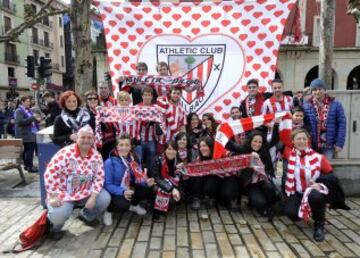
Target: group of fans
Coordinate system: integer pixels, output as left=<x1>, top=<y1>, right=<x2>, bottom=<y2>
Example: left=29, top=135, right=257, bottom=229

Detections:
left=32, top=62, right=349, bottom=242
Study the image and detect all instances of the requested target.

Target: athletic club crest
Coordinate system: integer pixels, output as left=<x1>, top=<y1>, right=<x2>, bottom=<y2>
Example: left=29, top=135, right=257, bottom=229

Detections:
left=157, top=43, right=225, bottom=113
left=138, top=34, right=245, bottom=115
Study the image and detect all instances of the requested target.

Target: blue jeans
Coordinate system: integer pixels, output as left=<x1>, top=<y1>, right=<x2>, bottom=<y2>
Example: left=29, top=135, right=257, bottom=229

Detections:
left=134, top=144, right=143, bottom=164
left=320, top=147, right=334, bottom=160
left=47, top=189, right=110, bottom=232
left=141, top=141, right=156, bottom=169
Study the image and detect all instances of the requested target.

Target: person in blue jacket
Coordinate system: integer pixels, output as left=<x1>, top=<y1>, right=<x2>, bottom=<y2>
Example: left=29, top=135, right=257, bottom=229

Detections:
left=103, top=134, right=156, bottom=226
left=303, top=79, right=346, bottom=159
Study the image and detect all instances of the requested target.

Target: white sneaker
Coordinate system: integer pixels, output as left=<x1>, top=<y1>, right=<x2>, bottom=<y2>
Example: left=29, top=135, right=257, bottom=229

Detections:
left=129, top=205, right=147, bottom=215
left=103, top=211, right=113, bottom=226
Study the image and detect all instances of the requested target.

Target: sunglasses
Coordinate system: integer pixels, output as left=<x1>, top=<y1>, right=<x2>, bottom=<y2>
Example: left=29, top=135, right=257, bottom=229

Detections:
left=87, top=97, right=98, bottom=101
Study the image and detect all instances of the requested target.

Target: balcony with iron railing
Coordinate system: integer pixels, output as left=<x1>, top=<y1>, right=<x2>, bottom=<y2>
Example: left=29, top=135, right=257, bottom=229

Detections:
left=4, top=52, right=19, bottom=64
left=31, top=37, right=54, bottom=49
left=1, top=25, right=12, bottom=34
left=41, top=20, right=53, bottom=29
left=32, top=36, right=39, bottom=44
left=44, top=40, right=54, bottom=49
left=0, top=1, right=16, bottom=14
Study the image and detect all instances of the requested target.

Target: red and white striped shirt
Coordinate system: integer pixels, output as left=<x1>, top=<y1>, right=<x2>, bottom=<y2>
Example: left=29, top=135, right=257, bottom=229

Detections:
left=137, top=102, right=157, bottom=142
left=156, top=96, right=186, bottom=143
left=44, top=144, right=104, bottom=202
left=262, top=95, right=293, bottom=114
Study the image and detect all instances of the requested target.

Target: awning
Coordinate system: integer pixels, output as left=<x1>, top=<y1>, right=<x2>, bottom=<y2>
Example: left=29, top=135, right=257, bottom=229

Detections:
left=46, top=83, right=64, bottom=92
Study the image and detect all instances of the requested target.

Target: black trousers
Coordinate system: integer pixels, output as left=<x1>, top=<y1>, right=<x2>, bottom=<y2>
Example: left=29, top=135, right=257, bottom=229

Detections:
left=189, top=175, right=219, bottom=199
left=23, top=142, right=36, bottom=169
left=247, top=180, right=277, bottom=214
left=219, top=176, right=240, bottom=201
left=284, top=191, right=326, bottom=221
left=107, top=185, right=152, bottom=213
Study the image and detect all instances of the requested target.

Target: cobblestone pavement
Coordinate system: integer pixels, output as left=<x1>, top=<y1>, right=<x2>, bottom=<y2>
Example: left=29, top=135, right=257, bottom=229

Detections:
left=1, top=168, right=360, bottom=258
left=1, top=196, right=360, bottom=258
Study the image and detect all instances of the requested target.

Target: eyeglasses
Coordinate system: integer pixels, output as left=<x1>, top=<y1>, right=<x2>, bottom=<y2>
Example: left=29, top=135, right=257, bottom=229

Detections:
left=87, top=97, right=98, bottom=101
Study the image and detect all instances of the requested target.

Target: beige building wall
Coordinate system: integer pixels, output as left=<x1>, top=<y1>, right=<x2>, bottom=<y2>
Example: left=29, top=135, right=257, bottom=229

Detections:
left=25, top=0, right=66, bottom=89
left=278, top=48, right=360, bottom=92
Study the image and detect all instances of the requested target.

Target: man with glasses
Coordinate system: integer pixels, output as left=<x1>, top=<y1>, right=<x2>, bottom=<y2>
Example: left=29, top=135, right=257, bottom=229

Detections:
left=303, top=78, right=346, bottom=159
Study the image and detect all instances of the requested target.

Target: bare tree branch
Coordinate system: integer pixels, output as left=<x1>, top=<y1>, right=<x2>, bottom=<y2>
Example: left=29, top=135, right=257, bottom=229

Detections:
left=0, top=0, right=71, bottom=43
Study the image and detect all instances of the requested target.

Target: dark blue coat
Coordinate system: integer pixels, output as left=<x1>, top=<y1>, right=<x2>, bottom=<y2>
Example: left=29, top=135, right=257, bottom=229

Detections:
left=303, top=96, right=346, bottom=150
left=104, top=155, right=146, bottom=196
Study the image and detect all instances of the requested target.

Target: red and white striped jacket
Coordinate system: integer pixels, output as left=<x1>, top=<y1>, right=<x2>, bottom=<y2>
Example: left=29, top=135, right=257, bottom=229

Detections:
left=262, top=95, right=293, bottom=114
left=156, top=96, right=186, bottom=143
left=137, top=102, right=157, bottom=142
left=44, top=143, right=104, bottom=202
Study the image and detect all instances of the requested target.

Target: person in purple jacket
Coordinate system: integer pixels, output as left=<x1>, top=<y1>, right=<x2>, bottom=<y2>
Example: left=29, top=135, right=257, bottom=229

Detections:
left=303, top=79, right=346, bottom=159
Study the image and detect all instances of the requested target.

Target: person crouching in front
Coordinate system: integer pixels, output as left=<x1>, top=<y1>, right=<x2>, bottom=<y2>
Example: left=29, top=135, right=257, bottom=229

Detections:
left=45, top=125, right=111, bottom=241
left=103, top=134, right=156, bottom=225
left=150, top=141, right=182, bottom=219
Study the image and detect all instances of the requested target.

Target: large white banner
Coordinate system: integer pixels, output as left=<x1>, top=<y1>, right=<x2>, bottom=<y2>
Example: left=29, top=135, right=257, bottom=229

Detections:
left=95, top=0, right=296, bottom=119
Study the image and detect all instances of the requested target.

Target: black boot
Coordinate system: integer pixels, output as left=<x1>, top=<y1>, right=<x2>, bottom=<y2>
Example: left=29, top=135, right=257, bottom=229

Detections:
left=228, top=200, right=241, bottom=212
left=265, top=208, right=274, bottom=222
left=313, top=221, right=325, bottom=242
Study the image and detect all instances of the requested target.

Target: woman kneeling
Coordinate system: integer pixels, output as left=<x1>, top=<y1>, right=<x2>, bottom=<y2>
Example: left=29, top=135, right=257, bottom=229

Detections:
left=104, top=134, right=155, bottom=225
left=284, top=128, right=349, bottom=242
left=151, top=141, right=181, bottom=219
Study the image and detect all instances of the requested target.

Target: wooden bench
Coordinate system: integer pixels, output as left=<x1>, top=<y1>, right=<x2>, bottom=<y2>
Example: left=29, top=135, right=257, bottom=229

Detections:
left=0, top=139, right=26, bottom=188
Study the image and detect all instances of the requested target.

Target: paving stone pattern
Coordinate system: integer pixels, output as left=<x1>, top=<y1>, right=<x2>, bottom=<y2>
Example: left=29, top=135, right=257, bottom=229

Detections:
left=1, top=198, right=360, bottom=258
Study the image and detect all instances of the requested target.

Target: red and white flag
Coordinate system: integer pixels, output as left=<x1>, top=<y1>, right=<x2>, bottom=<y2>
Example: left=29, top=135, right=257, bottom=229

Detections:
left=213, top=112, right=292, bottom=159
left=95, top=0, right=297, bottom=118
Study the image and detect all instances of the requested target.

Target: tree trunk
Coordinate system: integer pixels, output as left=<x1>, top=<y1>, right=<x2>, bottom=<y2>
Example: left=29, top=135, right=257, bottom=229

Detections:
left=319, top=0, right=335, bottom=89
left=70, top=0, right=93, bottom=93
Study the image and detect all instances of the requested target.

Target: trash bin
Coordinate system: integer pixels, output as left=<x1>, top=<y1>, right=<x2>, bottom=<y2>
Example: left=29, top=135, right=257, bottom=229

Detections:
left=36, top=126, right=60, bottom=208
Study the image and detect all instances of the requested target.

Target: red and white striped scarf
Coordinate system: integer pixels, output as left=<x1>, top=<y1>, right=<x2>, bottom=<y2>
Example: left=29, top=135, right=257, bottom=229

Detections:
left=182, top=154, right=252, bottom=177
left=285, top=148, right=321, bottom=196
left=95, top=106, right=166, bottom=146
left=154, top=155, right=180, bottom=212
left=213, top=112, right=290, bottom=159
left=122, top=75, right=203, bottom=97
left=298, top=183, right=329, bottom=223
left=313, top=96, right=331, bottom=149
left=156, top=96, right=186, bottom=144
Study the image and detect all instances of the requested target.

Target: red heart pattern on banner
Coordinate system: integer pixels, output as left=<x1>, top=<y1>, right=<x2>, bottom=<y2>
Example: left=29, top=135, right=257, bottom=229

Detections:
left=95, top=0, right=296, bottom=119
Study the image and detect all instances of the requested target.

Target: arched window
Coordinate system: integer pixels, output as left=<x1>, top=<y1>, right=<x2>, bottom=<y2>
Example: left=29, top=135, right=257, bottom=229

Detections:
left=304, top=66, right=337, bottom=89
left=347, top=66, right=360, bottom=90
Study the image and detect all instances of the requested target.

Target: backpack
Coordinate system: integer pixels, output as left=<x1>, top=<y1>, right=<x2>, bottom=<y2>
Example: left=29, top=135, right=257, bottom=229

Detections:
left=3, top=210, right=48, bottom=253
